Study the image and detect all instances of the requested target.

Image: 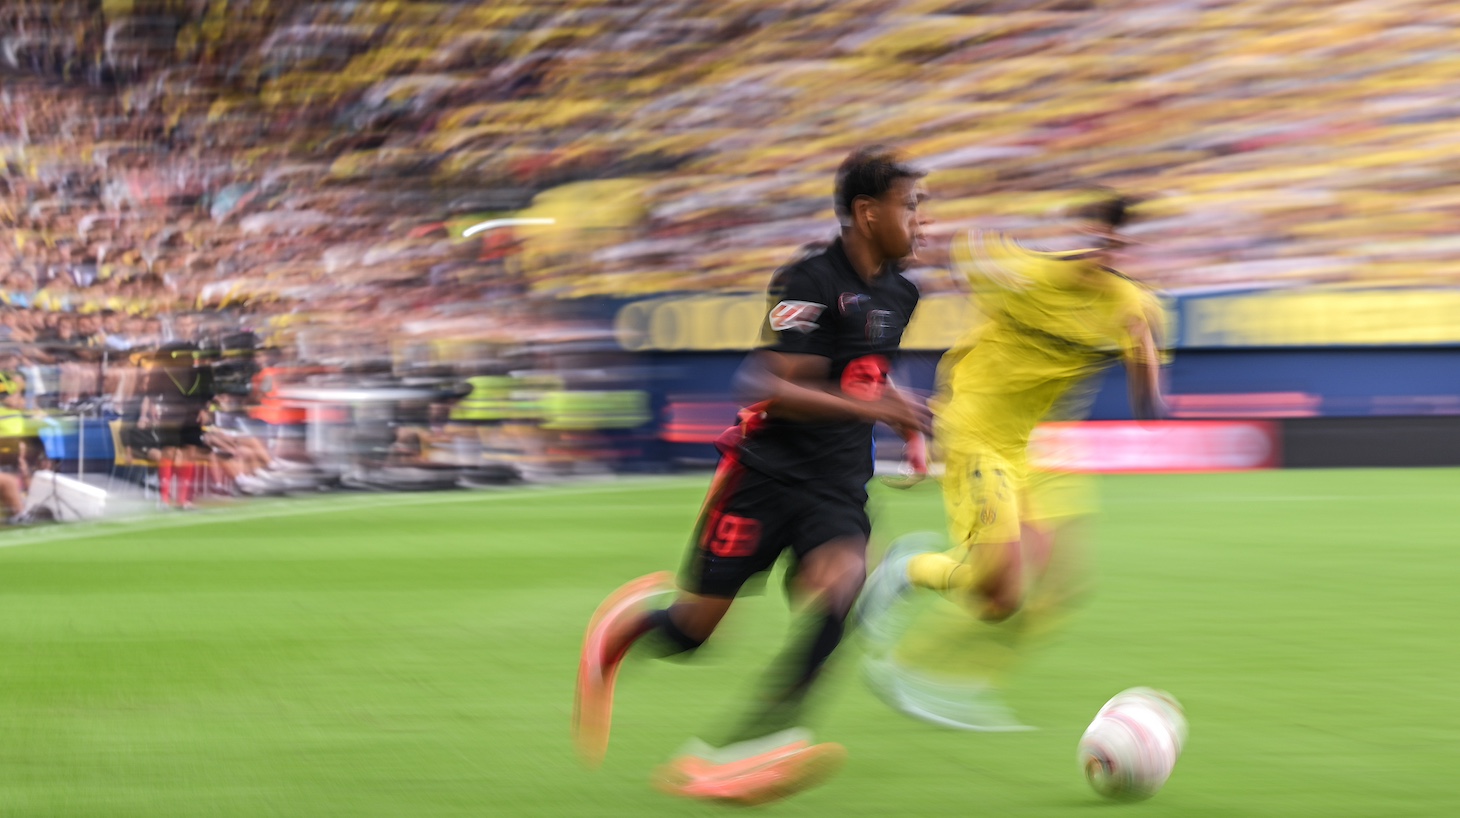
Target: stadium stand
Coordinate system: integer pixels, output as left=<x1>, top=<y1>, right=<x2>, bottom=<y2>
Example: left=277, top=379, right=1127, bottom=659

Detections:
left=1, top=0, right=1459, bottom=511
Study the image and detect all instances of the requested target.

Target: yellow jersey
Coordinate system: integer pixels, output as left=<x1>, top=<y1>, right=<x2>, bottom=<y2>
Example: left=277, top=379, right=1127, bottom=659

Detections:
left=935, top=231, right=1166, bottom=465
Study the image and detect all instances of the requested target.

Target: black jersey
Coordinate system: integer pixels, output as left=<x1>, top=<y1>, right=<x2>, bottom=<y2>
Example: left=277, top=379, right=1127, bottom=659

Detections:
left=736, top=237, right=920, bottom=485
left=144, top=361, right=214, bottom=427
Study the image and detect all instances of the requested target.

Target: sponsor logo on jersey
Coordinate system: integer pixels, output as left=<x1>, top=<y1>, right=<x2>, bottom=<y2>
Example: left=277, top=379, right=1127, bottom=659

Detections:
left=839, top=292, right=868, bottom=314
left=865, top=309, right=896, bottom=342
left=768, top=300, right=825, bottom=333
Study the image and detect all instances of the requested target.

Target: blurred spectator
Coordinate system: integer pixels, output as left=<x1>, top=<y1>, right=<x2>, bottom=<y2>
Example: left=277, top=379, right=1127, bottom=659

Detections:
left=135, top=344, right=213, bottom=508
left=4, top=0, right=1460, bottom=315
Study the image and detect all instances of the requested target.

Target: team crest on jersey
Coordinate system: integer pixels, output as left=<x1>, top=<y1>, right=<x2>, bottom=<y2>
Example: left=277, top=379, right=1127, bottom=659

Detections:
left=839, top=292, right=868, bottom=314
left=768, top=300, right=825, bottom=333
left=865, top=309, right=896, bottom=342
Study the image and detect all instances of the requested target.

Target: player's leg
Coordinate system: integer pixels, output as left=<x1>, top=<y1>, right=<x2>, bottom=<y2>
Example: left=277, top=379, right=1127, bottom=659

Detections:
left=861, top=449, right=1023, bottom=636
left=573, top=460, right=779, bottom=768
left=657, top=485, right=864, bottom=803
left=906, top=450, right=1025, bottom=620
left=574, top=580, right=729, bottom=766
left=868, top=523, right=1039, bottom=732
left=866, top=466, right=1088, bottom=732
left=865, top=587, right=1036, bottom=729
left=859, top=447, right=977, bottom=642
left=735, top=534, right=866, bottom=737
left=158, top=443, right=180, bottom=506
left=1022, top=466, right=1097, bottom=607
left=899, top=540, right=1022, bottom=619
left=855, top=530, right=946, bottom=648
left=656, top=538, right=859, bottom=804
left=995, top=469, right=1098, bottom=650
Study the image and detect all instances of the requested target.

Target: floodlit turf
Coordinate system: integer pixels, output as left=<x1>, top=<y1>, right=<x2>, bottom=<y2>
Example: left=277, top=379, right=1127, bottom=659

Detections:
left=0, top=470, right=1455, bottom=817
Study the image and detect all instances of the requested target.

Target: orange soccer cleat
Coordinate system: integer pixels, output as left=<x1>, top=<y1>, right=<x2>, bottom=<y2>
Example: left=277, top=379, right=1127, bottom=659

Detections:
left=653, top=733, right=847, bottom=805
left=572, top=571, right=674, bottom=768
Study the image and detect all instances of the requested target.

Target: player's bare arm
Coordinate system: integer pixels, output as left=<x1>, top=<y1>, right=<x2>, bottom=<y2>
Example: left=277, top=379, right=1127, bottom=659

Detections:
left=735, top=349, right=929, bottom=433
left=1125, top=316, right=1166, bottom=421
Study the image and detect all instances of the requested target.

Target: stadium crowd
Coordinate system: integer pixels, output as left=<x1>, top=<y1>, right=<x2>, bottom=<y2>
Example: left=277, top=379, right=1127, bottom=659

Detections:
left=2, top=0, right=1460, bottom=519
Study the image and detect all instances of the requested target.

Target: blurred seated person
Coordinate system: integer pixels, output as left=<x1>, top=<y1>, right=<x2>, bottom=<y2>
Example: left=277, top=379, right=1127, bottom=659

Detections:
left=135, top=344, right=213, bottom=508
left=387, top=392, right=467, bottom=468
left=201, top=392, right=284, bottom=494
left=246, top=348, right=323, bottom=466
left=0, top=471, right=25, bottom=525
left=0, top=360, right=43, bottom=483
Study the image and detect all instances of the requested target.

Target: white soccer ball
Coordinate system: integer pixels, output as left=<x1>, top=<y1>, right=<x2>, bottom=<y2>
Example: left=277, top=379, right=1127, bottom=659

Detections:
left=1077, top=687, right=1187, bottom=801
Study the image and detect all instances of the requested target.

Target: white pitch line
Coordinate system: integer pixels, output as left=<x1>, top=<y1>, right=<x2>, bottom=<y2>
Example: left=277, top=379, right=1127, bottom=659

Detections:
left=12, top=480, right=1418, bottom=551
left=0, top=477, right=702, bottom=551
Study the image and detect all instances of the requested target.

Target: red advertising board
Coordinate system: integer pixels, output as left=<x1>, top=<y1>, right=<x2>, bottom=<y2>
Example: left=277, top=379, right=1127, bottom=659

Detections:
left=1029, top=421, right=1280, bottom=473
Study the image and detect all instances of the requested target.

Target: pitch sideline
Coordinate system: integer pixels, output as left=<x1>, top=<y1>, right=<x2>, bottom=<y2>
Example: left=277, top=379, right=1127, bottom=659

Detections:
left=0, top=477, right=703, bottom=552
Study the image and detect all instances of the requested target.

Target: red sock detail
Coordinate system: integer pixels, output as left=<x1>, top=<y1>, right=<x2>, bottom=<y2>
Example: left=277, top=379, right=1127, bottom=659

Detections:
left=159, top=460, right=174, bottom=504
left=177, top=464, right=196, bottom=506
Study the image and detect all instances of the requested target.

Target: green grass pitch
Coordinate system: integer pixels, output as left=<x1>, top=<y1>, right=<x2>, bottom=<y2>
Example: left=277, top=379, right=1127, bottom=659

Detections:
left=0, top=469, right=1454, bottom=816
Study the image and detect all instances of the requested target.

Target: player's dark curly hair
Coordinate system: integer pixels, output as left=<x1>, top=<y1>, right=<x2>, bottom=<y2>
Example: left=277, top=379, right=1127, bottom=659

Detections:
left=1073, top=189, right=1141, bottom=229
left=834, top=145, right=924, bottom=225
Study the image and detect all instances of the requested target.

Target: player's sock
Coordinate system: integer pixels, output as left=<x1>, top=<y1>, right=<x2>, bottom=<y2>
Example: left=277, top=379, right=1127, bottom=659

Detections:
left=176, top=464, right=197, bottom=506
left=640, top=606, right=707, bottom=657
left=726, top=607, right=846, bottom=743
left=907, top=552, right=976, bottom=592
left=794, top=610, right=844, bottom=689
left=895, top=604, right=1019, bottom=683
left=856, top=533, right=944, bottom=648
left=158, top=459, right=174, bottom=505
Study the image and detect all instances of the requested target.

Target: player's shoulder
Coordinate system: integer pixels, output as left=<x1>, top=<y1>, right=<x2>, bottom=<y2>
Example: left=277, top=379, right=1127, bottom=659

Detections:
left=1099, top=265, right=1157, bottom=302
left=1099, top=270, right=1166, bottom=331
left=783, top=240, right=841, bottom=277
left=768, top=242, right=838, bottom=298
left=886, top=269, right=921, bottom=307
left=953, top=229, right=1055, bottom=289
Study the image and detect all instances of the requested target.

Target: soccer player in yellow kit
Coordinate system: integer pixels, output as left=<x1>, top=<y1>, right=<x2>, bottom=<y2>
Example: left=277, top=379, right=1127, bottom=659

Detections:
left=857, top=192, right=1167, bottom=729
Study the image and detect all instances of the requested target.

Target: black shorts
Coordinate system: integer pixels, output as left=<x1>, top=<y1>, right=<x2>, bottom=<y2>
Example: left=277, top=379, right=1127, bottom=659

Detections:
left=680, top=459, right=871, bottom=598
left=135, top=423, right=207, bottom=451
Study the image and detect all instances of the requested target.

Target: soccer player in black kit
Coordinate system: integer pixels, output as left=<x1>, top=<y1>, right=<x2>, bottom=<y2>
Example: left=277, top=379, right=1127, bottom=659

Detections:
left=574, top=146, right=932, bottom=804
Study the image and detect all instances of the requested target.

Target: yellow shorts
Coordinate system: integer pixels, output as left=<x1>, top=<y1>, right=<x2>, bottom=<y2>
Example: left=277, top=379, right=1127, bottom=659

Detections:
left=936, top=447, right=1022, bottom=591
left=943, top=447, right=1023, bottom=550
left=941, top=445, right=1096, bottom=541
left=1025, top=467, right=1097, bottom=524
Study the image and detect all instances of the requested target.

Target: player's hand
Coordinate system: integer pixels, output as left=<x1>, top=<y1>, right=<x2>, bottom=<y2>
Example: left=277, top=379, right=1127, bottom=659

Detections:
left=869, top=392, right=930, bottom=435
left=903, top=430, right=928, bottom=475
left=880, top=431, right=928, bottom=489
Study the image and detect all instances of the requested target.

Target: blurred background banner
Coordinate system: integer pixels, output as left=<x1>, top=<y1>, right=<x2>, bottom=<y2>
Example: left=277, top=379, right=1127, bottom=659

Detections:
left=611, top=293, right=982, bottom=351
left=1178, top=288, right=1460, bottom=348
left=609, top=288, right=1460, bottom=352
left=1029, top=421, right=1279, bottom=473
